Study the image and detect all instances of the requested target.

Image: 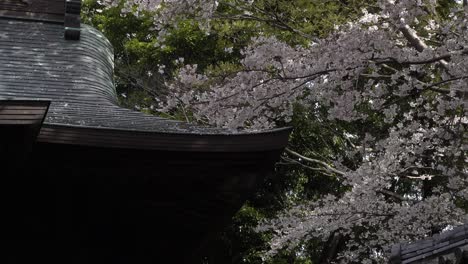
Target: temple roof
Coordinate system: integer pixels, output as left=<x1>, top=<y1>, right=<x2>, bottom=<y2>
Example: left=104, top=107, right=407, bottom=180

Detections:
left=0, top=2, right=291, bottom=262
left=390, top=224, right=468, bottom=264
left=0, top=16, right=290, bottom=152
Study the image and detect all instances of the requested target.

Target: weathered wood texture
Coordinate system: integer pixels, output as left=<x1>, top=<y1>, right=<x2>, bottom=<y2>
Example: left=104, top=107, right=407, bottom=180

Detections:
left=0, top=100, right=49, bottom=125
left=0, top=0, right=64, bottom=23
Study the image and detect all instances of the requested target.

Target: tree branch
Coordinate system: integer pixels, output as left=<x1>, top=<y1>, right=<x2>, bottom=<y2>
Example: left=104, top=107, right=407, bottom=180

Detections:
left=280, top=157, right=335, bottom=177
left=387, top=1, right=451, bottom=68
left=285, top=148, right=346, bottom=176
left=377, top=190, right=407, bottom=201
left=399, top=24, right=428, bottom=52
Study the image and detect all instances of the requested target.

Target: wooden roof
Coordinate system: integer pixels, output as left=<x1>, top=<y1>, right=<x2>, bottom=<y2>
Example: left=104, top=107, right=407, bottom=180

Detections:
left=390, top=224, right=468, bottom=264
left=0, top=17, right=290, bottom=152
left=0, top=3, right=291, bottom=263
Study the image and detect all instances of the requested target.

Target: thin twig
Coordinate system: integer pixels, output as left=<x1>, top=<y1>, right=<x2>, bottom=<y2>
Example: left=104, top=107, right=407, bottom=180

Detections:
left=285, top=148, right=346, bottom=176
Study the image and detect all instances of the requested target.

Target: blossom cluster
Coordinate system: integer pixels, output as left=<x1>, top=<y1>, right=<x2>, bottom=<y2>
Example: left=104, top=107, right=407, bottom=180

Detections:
left=105, top=0, right=468, bottom=262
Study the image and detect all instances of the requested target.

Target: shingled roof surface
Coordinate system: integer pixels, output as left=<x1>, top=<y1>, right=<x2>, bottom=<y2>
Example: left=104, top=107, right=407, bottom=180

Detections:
left=0, top=17, right=290, bottom=151
left=0, top=18, right=215, bottom=132
left=390, top=224, right=468, bottom=264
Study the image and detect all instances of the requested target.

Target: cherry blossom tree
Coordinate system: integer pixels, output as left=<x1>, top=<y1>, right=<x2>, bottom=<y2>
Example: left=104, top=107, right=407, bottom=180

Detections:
left=104, top=0, right=467, bottom=262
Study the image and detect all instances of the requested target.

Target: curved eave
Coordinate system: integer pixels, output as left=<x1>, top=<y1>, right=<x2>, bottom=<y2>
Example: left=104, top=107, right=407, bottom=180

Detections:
left=37, top=124, right=292, bottom=152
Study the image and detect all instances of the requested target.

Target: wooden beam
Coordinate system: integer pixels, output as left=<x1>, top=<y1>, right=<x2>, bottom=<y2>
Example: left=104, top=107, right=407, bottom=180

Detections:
left=0, top=100, right=49, bottom=168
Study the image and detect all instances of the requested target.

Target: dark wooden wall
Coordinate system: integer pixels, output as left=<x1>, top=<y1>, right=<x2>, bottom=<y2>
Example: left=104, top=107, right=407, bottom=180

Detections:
left=0, top=143, right=281, bottom=264
left=0, top=0, right=64, bottom=23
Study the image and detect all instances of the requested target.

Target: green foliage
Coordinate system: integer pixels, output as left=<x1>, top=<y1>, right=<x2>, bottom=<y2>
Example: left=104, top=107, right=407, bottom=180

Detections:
left=218, top=0, right=373, bottom=45
left=82, top=0, right=247, bottom=113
